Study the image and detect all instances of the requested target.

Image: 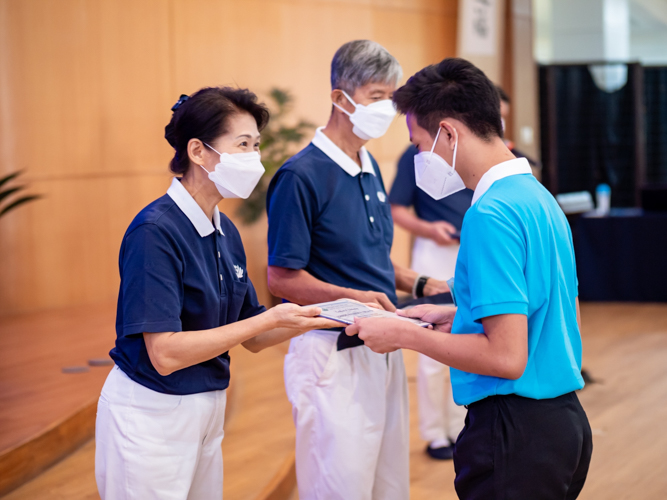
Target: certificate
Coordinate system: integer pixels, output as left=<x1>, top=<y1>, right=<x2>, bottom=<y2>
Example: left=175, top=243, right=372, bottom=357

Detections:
left=313, top=299, right=431, bottom=328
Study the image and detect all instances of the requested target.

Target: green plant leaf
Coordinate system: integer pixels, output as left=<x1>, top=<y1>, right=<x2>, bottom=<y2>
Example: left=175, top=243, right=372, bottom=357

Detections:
left=236, top=87, right=315, bottom=225
left=0, top=171, right=23, bottom=189
left=0, top=186, right=24, bottom=203
left=270, top=88, right=291, bottom=107
left=0, top=195, right=42, bottom=217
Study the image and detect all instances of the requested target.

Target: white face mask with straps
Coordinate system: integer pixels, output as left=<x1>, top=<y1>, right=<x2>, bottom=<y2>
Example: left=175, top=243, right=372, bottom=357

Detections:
left=414, top=126, right=466, bottom=200
left=200, top=143, right=265, bottom=199
left=333, top=90, right=397, bottom=141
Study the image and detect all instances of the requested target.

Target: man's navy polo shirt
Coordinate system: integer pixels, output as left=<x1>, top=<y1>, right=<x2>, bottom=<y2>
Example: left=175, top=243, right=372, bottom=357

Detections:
left=388, top=145, right=473, bottom=230
left=110, top=178, right=266, bottom=395
left=267, top=127, right=397, bottom=306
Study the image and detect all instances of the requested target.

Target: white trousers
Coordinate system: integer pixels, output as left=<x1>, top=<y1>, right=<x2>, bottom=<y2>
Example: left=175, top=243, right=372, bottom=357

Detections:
left=284, top=330, right=410, bottom=500
left=411, top=237, right=467, bottom=444
left=95, top=366, right=227, bottom=500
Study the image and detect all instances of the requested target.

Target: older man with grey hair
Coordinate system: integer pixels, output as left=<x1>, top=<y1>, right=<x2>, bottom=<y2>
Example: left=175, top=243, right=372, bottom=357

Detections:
left=266, top=40, right=449, bottom=500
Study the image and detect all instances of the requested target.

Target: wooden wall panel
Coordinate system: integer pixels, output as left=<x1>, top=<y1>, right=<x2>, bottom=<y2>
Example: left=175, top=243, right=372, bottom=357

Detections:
left=0, top=0, right=458, bottom=316
left=510, top=0, right=540, bottom=164
left=0, top=174, right=172, bottom=312
left=0, top=0, right=174, bottom=178
left=455, top=0, right=506, bottom=84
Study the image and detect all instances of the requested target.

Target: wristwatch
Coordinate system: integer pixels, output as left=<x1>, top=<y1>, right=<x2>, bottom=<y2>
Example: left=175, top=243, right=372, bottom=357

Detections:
left=412, top=275, right=430, bottom=299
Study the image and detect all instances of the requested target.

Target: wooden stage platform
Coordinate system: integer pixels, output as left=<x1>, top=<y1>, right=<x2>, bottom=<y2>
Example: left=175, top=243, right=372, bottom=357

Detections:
left=0, top=303, right=116, bottom=495
left=2, top=303, right=667, bottom=499
left=0, top=303, right=297, bottom=500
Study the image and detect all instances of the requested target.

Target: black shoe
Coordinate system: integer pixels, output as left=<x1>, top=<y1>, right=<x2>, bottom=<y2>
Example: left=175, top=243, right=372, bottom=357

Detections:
left=425, top=443, right=454, bottom=460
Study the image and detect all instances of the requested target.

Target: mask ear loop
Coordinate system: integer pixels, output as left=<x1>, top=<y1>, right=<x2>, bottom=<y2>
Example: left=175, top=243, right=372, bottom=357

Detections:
left=428, top=127, right=444, bottom=163
left=199, top=142, right=222, bottom=174
left=451, top=127, right=458, bottom=172
left=431, top=126, right=458, bottom=196
left=332, top=90, right=357, bottom=117
left=203, top=142, right=222, bottom=156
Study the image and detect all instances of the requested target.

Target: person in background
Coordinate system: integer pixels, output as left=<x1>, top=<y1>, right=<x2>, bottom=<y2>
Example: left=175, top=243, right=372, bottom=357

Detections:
left=497, top=85, right=539, bottom=168
left=95, top=87, right=341, bottom=500
left=348, top=58, right=592, bottom=499
left=266, top=40, right=449, bottom=500
left=389, top=145, right=472, bottom=460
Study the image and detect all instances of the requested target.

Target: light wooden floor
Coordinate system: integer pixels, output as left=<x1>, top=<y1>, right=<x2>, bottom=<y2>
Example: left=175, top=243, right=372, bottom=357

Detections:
left=3, top=303, right=667, bottom=499
left=573, top=304, right=667, bottom=499
left=403, top=303, right=667, bottom=499
left=0, top=303, right=116, bottom=454
left=1, top=342, right=296, bottom=500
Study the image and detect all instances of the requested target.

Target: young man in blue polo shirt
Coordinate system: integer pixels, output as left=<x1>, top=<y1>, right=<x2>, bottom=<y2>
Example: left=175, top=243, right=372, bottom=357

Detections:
left=390, top=145, right=472, bottom=460
left=266, top=40, right=448, bottom=500
left=347, top=58, right=593, bottom=499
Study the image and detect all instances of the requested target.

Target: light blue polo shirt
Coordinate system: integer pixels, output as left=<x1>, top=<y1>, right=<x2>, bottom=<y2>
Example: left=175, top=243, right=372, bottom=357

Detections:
left=450, top=158, right=584, bottom=405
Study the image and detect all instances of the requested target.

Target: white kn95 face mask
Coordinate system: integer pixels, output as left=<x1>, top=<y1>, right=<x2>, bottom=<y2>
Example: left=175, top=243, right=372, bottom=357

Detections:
left=201, top=143, right=265, bottom=199
left=414, top=126, right=466, bottom=200
left=333, top=90, right=397, bottom=140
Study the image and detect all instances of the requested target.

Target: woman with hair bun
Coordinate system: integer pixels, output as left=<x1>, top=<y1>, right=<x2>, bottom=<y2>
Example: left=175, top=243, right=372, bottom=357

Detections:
left=95, top=86, right=341, bottom=500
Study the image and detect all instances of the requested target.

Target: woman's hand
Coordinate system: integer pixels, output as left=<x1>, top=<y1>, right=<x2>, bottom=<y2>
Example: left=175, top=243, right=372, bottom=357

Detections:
left=397, top=304, right=457, bottom=333
left=268, top=303, right=345, bottom=332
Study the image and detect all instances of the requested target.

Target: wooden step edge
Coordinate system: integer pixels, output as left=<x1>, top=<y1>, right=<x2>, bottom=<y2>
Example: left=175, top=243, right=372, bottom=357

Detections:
left=0, top=375, right=239, bottom=497
left=0, top=399, right=97, bottom=497
left=255, top=451, right=297, bottom=500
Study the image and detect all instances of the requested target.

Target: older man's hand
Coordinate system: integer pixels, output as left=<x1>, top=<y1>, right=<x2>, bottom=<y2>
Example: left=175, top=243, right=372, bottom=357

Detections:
left=345, top=317, right=407, bottom=354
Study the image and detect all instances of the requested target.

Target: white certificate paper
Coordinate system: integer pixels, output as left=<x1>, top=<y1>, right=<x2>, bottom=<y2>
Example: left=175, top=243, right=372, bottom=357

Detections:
left=313, top=299, right=431, bottom=328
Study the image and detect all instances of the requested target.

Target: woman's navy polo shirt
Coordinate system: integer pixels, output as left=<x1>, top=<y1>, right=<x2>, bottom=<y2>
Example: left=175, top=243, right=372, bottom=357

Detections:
left=266, top=127, right=397, bottom=306
left=110, top=178, right=266, bottom=395
left=388, top=144, right=473, bottom=230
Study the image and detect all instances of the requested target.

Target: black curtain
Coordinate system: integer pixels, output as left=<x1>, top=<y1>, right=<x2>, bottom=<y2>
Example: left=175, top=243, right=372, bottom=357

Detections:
left=539, top=64, right=637, bottom=207
left=645, top=67, right=667, bottom=185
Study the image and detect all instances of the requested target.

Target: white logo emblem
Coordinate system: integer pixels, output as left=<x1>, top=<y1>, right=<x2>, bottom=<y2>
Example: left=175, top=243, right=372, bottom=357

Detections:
left=377, top=191, right=386, bottom=203
left=234, top=265, right=244, bottom=279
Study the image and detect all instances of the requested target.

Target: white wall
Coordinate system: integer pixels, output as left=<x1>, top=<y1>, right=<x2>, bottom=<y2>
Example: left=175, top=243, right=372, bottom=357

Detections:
left=533, top=0, right=667, bottom=65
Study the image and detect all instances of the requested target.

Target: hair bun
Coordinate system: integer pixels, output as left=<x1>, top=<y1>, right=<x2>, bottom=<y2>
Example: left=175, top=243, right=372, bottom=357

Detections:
left=164, top=121, right=177, bottom=148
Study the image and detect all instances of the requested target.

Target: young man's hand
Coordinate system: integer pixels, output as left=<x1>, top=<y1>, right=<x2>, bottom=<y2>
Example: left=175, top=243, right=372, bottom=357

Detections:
left=398, top=304, right=457, bottom=333
left=345, top=317, right=406, bottom=353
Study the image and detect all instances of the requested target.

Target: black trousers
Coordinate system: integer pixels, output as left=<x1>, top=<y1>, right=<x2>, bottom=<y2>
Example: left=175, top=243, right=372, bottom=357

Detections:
left=453, top=392, right=593, bottom=500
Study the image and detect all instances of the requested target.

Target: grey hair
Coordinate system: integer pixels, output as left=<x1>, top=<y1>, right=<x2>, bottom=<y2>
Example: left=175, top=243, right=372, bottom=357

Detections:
left=331, top=40, right=403, bottom=94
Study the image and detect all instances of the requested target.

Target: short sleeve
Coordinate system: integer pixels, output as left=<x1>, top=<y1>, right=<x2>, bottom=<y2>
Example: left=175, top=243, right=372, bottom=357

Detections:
left=465, top=212, right=529, bottom=322
left=118, top=224, right=183, bottom=336
left=388, top=146, right=418, bottom=207
left=267, top=170, right=316, bottom=270
left=239, top=277, right=267, bottom=320
left=567, top=222, right=580, bottom=297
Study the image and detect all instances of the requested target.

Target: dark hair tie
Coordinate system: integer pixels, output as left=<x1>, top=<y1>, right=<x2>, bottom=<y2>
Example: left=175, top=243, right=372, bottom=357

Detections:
left=171, top=94, right=190, bottom=112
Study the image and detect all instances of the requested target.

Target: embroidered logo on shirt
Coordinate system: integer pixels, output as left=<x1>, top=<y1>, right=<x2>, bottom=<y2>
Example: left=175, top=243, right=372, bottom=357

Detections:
left=234, top=265, right=244, bottom=279
left=377, top=191, right=386, bottom=203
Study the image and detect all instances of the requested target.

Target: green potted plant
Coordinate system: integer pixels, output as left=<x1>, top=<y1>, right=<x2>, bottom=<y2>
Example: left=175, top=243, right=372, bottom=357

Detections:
left=237, top=88, right=314, bottom=225
left=0, top=171, right=41, bottom=218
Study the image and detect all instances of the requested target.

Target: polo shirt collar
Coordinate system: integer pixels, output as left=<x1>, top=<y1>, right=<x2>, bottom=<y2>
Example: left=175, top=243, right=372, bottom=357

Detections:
left=472, top=157, right=532, bottom=205
left=311, top=127, right=376, bottom=177
left=167, top=177, right=224, bottom=237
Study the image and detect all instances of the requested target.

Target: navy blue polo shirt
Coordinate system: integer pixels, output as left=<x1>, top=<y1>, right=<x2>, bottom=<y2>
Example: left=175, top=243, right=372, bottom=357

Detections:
left=110, top=178, right=266, bottom=395
left=389, top=145, right=473, bottom=230
left=267, top=127, right=396, bottom=306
